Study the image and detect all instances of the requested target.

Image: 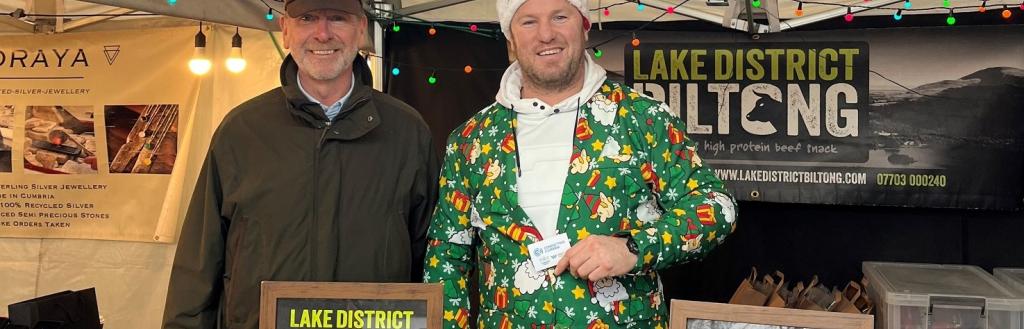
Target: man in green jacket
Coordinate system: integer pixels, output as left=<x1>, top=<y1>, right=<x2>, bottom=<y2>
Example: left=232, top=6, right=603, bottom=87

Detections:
left=163, top=1, right=438, bottom=328
left=423, top=0, right=738, bottom=328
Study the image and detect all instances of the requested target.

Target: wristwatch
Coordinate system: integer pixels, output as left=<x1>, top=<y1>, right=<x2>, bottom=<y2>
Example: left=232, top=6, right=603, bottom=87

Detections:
left=623, top=235, right=639, bottom=255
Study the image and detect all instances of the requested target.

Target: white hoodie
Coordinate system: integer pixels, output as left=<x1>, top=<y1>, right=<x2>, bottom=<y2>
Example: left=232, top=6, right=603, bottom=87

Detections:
left=495, top=54, right=607, bottom=239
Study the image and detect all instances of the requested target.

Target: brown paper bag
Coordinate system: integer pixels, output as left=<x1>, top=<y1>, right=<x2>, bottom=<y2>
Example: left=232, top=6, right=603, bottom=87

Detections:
left=779, top=281, right=805, bottom=308
left=729, top=267, right=772, bottom=306
left=833, top=281, right=865, bottom=314
left=764, top=271, right=788, bottom=308
left=795, top=276, right=836, bottom=311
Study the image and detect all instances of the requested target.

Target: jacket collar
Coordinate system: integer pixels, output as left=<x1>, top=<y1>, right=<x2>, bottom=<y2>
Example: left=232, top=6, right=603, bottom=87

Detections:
left=279, top=54, right=379, bottom=140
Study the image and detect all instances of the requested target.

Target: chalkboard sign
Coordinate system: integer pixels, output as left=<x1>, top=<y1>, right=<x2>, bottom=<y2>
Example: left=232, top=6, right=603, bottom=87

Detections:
left=259, top=282, right=442, bottom=329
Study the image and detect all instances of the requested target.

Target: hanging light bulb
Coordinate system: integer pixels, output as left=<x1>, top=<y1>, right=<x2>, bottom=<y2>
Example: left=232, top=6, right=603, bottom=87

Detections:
left=753, top=0, right=762, bottom=8
left=1002, top=5, right=1012, bottom=18
left=391, top=67, right=400, bottom=76
left=603, top=8, right=610, bottom=16
left=946, top=8, right=956, bottom=24
left=391, top=23, right=400, bottom=32
left=226, top=28, right=247, bottom=73
left=795, top=2, right=804, bottom=16
left=594, top=48, right=603, bottom=58
left=428, top=74, right=437, bottom=85
left=470, top=24, right=478, bottom=32
left=188, top=23, right=212, bottom=75
left=266, top=8, right=274, bottom=21
left=844, top=7, right=854, bottom=22
left=943, top=0, right=950, bottom=7
left=168, top=0, right=177, bottom=6
left=904, top=0, right=912, bottom=8
left=666, top=6, right=675, bottom=13
left=893, top=9, right=903, bottom=20
left=979, top=0, right=987, bottom=12
left=464, top=65, right=473, bottom=74
left=637, top=1, right=646, bottom=11
left=428, top=27, right=437, bottom=36
left=631, top=35, right=641, bottom=47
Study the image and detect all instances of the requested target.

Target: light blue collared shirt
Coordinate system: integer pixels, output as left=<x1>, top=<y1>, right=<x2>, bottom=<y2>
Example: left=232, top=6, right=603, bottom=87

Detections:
left=296, top=72, right=355, bottom=122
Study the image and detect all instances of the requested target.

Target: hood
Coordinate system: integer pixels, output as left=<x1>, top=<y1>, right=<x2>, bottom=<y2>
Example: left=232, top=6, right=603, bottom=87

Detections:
left=495, top=53, right=607, bottom=116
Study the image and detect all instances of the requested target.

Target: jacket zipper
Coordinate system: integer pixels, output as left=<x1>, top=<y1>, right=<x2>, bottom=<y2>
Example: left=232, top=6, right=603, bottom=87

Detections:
left=308, top=96, right=368, bottom=278
left=312, top=121, right=330, bottom=277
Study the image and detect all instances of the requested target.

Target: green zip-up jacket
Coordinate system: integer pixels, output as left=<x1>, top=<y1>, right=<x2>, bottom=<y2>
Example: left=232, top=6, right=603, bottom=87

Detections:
left=163, top=55, right=439, bottom=329
left=424, top=81, right=738, bottom=329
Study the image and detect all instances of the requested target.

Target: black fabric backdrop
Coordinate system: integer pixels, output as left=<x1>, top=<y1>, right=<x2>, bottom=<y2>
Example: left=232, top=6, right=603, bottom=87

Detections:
left=385, top=23, right=508, bottom=152
left=384, top=18, right=1024, bottom=304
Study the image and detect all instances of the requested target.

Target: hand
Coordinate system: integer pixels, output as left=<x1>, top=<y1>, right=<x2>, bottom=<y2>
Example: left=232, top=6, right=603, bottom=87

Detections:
left=553, top=235, right=638, bottom=281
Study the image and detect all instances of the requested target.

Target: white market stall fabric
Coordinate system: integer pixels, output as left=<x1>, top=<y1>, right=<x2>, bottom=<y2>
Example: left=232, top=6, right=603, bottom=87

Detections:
left=0, top=11, right=285, bottom=328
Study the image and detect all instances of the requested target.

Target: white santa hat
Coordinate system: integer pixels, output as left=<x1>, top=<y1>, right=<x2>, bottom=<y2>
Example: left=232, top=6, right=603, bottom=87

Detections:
left=496, top=0, right=589, bottom=39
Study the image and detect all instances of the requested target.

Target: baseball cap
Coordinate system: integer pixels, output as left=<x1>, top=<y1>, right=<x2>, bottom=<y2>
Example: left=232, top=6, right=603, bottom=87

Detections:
left=284, top=0, right=364, bottom=17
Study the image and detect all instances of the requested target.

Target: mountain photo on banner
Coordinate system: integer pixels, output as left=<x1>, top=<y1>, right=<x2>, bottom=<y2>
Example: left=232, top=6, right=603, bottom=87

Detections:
left=871, top=67, right=1024, bottom=168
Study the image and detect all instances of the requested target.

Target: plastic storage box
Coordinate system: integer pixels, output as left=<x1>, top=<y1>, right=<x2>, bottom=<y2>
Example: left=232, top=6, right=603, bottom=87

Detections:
left=863, top=262, right=1024, bottom=329
left=995, top=268, right=1024, bottom=296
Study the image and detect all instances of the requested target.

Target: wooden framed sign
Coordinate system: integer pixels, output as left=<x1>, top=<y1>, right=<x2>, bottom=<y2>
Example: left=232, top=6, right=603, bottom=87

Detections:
left=670, top=300, right=873, bottom=329
left=259, top=282, right=442, bottom=329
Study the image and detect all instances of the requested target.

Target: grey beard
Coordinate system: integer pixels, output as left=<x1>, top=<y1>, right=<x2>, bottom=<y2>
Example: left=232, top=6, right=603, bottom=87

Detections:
left=296, top=47, right=356, bottom=81
left=523, top=53, right=585, bottom=94
left=305, top=61, right=350, bottom=80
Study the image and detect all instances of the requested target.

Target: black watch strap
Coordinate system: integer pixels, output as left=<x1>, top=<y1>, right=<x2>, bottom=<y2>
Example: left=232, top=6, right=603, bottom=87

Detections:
left=623, top=235, right=639, bottom=255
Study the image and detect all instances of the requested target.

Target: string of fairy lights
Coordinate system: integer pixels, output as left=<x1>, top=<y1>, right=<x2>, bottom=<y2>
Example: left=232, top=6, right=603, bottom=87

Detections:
left=4, top=0, right=1021, bottom=80
left=348, top=0, right=1022, bottom=85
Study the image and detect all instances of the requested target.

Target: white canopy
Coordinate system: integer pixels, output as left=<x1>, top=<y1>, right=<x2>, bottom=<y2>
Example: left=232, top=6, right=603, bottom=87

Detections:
left=0, top=0, right=970, bottom=35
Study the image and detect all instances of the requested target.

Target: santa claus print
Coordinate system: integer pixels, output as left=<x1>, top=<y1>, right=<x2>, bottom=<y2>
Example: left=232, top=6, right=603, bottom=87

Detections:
left=636, top=199, right=662, bottom=225
left=590, top=278, right=628, bottom=312
left=600, top=137, right=631, bottom=163
left=513, top=260, right=547, bottom=295
left=448, top=228, right=474, bottom=245
left=590, top=94, right=618, bottom=126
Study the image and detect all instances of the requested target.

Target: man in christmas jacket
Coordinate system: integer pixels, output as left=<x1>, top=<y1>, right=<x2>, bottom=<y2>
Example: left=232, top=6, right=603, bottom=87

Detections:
left=423, top=0, right=739, bottom=328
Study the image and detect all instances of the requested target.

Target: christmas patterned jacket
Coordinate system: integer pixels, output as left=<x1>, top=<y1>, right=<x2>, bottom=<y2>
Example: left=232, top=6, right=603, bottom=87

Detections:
left=424, top=81, right=738, bottom=329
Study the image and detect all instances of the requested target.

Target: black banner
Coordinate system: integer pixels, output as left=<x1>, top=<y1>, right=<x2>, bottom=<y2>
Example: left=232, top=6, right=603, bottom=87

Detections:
left=619, top=27, right=1024, bottom=209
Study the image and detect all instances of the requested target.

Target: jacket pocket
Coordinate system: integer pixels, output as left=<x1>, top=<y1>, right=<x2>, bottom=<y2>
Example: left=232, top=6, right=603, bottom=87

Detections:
left=611, top=275, right=664, bottom=325
left=612, top=291, right=660, bottom=324
left=223, top=215, right=260, bottom=326
left=380, top=210, right=412, bottom=281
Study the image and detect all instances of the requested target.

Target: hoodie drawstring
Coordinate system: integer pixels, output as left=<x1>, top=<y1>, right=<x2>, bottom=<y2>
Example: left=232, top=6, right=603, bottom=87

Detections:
left=509, top=98, right=585, bottom=178
left=511, top=106, right=523, bottom=177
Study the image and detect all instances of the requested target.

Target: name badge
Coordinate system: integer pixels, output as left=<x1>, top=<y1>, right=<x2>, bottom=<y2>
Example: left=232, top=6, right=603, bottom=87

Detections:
left=527, top=233, right=571, bottom=271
